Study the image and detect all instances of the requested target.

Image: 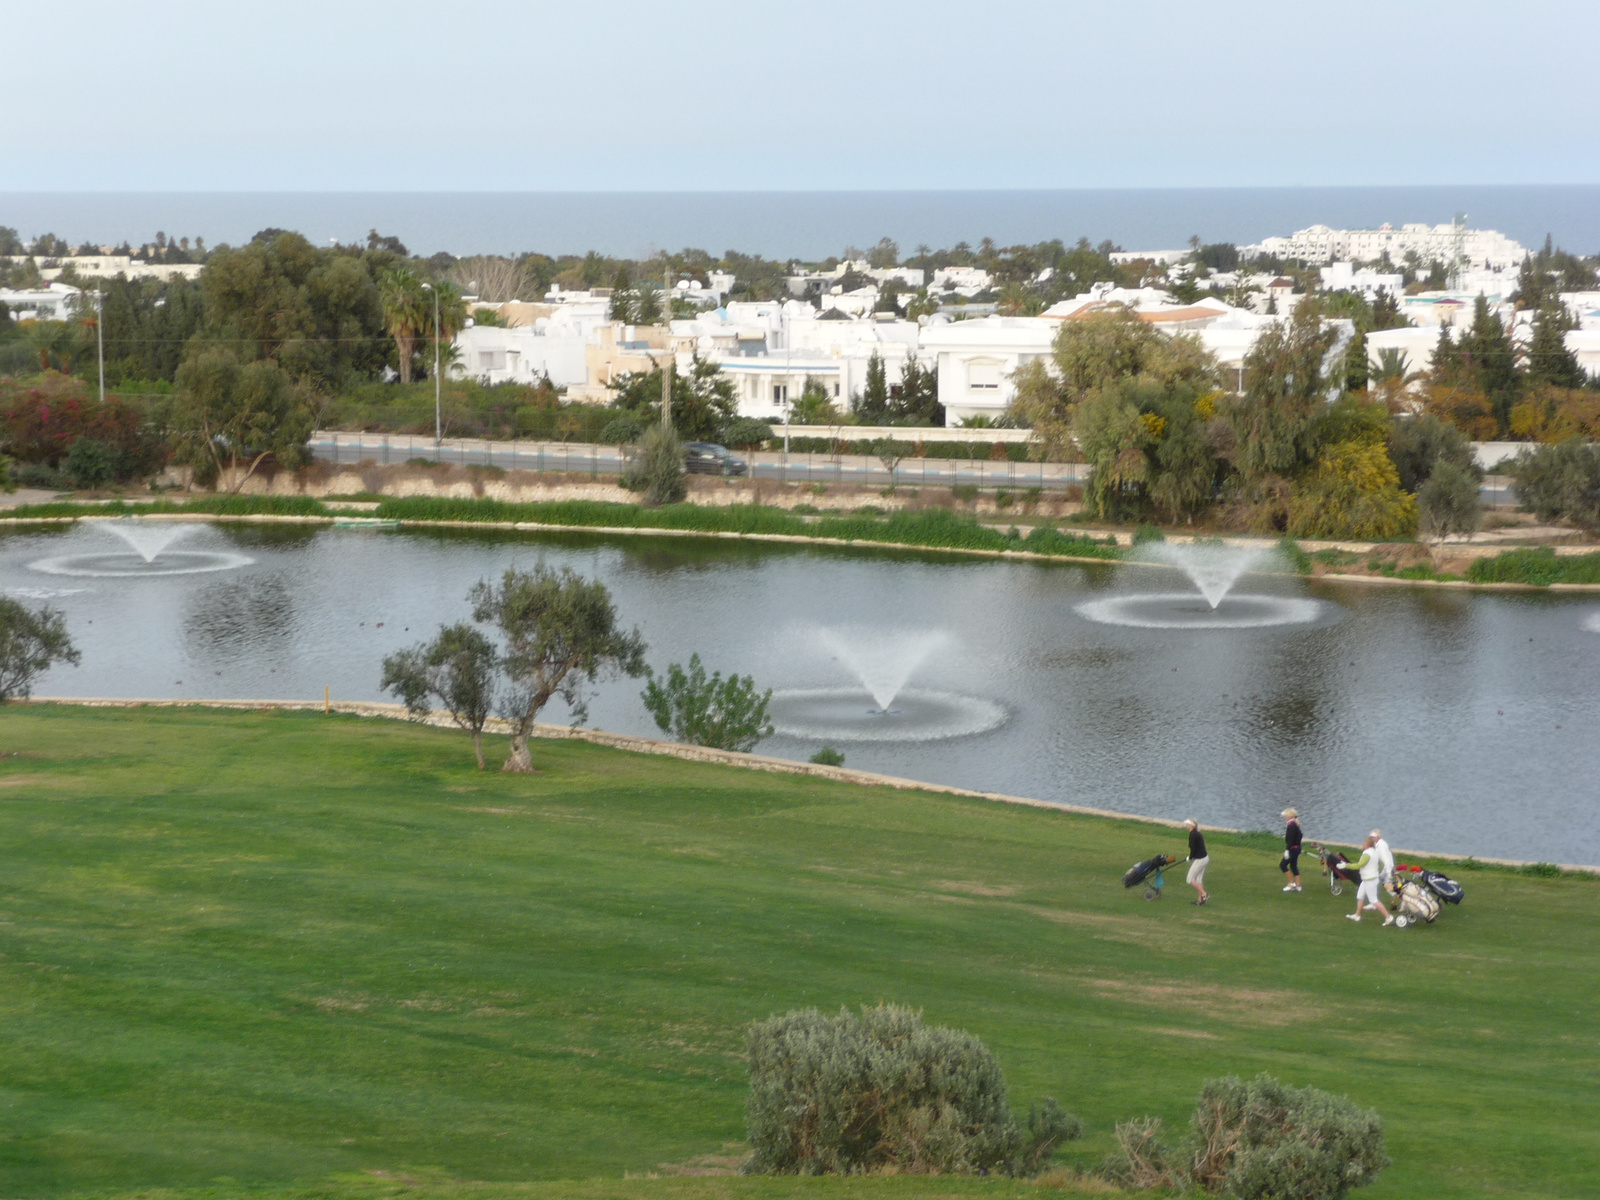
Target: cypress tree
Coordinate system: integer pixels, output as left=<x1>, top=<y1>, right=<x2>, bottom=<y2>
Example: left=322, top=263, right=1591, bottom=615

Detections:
left=1464, top=296, right=1519, bottom=432
left=1526, top=302, right=1586, bottom=390
left=857, top=351, right=889, bottom=421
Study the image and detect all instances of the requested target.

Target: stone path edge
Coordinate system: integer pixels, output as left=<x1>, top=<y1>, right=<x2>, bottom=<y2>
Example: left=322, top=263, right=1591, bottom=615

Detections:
left=24, top=695, right=1598, bottom=874
left=6, top=509, right=1600, bottom=593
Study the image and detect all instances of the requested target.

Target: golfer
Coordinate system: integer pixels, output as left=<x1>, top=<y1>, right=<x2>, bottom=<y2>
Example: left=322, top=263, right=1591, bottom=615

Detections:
left=1371, top=829, right=1396, bottom=891
left=1183, top=818, right=1210, bottom=906
left=1344, top=835, right=1394, bottom=926
left=1280, top=808, right=1303, bottom=893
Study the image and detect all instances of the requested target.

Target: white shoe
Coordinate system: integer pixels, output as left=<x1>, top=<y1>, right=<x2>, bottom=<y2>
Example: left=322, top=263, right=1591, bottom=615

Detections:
left=1382, top=915, right=1395, bottom=927
left=1283, top=884, right=1297, bottom=891
left=1345, top=913, right=1361, bottom=922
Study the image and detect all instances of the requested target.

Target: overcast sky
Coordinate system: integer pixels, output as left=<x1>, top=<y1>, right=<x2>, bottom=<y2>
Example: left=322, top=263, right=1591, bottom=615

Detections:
left=4, top=0, right=1596, bottom=192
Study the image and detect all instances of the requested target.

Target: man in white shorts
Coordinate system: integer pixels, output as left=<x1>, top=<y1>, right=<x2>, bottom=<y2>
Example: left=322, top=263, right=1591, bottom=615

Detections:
left=1344, top=834, right=1394, bottom=926
left=1372, top=829, right=1396, bottom=892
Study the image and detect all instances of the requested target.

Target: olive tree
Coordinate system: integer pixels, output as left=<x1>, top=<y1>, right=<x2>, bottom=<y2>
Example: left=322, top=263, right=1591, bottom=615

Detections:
left=380, top=622, right=498, bottom=769
left=0, top=598, right=81, bottom=702
left=470, top=566, right=646, bottom=772
left=641, top=653, right=773, bottom=752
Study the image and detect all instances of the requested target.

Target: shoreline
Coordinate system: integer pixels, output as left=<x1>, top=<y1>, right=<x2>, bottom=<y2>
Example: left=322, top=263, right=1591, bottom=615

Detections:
left=6, top=507, right=1600, bottom=594
left=25, top=696, right=1599, bottom=874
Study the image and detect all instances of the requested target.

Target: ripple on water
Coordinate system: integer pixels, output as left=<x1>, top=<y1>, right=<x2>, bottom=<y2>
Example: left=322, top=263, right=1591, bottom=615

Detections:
left=1076, top=592, right=1325, bottom=630
left=27, top=551, right=255, bottom=578
left=769, top=687, right=1008, bottom=743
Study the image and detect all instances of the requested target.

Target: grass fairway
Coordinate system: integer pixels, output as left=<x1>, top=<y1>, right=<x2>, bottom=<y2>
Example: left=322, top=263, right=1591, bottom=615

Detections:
left=0, top=706, right=1596, bottom=1200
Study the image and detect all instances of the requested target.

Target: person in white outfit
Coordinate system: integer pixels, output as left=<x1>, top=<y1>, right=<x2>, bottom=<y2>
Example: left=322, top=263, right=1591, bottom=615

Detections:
left=1371, top=830, right=1395, bottom=891
left=1344, top=835, right=1394, bottom=925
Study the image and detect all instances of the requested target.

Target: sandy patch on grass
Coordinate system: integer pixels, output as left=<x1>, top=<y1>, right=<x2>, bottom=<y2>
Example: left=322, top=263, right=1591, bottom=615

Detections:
left=1083, top=977, right=1323, bottom=1026
left=932, top=879, right=1019, bottom=897
left=459, top=806, right=530, bottom=816
left=0, top=775, right=51, bottom=788
left=1144, top=1025, right=1219, bottom=1040
left=671, top=846, right=725, bottom=859
left=650, top=1155, right=746, bottom=1177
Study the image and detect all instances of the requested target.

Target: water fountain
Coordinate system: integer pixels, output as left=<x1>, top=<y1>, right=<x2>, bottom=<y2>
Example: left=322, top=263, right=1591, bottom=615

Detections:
left=1076, top=542, right=1323, bottom=630
left=28, top=519, right=255, bottom=578
left=767, top=627, right=1008, bottom=742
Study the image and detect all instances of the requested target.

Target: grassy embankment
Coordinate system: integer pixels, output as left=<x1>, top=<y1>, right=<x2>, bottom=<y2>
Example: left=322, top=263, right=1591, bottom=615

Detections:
left=13, top=494, right=1600, bottom=585
left=1, top=705, right=1596, bottom=1200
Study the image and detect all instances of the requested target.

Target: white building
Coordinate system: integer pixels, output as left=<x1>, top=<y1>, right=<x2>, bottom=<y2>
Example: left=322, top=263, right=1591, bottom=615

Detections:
left=1319, top=262, right=1404, bottom=300
left=0, top=282, right=82, bottom=320
left=1242, top=223, right=1527, bottom=270
left=1109, top=250, right=1191, bottom=266
left=931, top=266, right=992, bottom=295
left=0, top=254, right=203, bottom=282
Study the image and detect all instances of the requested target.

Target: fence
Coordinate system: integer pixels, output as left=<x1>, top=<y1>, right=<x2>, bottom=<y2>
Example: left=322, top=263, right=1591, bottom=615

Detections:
left=311, top=431, right=1088, bottom=492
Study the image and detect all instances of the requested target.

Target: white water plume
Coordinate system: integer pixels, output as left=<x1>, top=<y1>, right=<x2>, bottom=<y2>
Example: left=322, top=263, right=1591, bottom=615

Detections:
left=1142, top=542, right=1274, bottom=609
left=814, top=626, right=951, bottom=710
left=99, top=520, right=199, bottom=563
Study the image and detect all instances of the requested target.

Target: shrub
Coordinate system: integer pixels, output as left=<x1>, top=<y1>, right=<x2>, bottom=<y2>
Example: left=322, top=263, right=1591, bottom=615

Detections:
left=1188, top=1074, right=1387, bottom=1199
left=641, top=653, right=773, bottom=753
left=1132, top=523, right=1165, bottom=545
left=994, top=489, right=1014, bottom=509
left=1509, top=439, right=1600, bottom=532
left=1518, top=861, right=1562, bottom=878
left=745, top=1004, right=1073, bottom=1176
left=951, top=484, right=978, bottom=502
left=620, top=424, right=686, bottom=505
left=599, top=411, right=646, bottom=446
left=1417, top=459, right=1482, bottom=539
left=809, top=746, right=845, bottom=766
left=63, top=438, right=121, bottom=489
left=723, top=417, right=773, bottom=449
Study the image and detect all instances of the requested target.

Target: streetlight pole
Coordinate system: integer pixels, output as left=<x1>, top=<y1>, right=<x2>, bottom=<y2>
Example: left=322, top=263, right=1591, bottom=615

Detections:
left=422, top=282, right=442, bottom=447
left=94, top=285, right=105, bottom=405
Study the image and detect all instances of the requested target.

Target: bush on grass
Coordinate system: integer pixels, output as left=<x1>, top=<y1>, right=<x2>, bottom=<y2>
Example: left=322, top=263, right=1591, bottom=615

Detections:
left=1101, top=1074, right=1387, bottom=1199
left=745, top=1003, right=1076, bottom=1176
left=808, top=746, right=845, bottom=766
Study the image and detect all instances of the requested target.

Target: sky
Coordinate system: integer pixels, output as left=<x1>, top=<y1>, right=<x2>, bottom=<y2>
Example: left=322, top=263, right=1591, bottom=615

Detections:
left=3, top=0, right=1597, bottom=192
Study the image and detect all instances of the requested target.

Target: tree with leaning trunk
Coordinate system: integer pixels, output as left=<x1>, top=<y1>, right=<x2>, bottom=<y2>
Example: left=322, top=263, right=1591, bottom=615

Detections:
left=470, top=567, right=646, bottom=772
left=380, top=622, right=498, bottom=769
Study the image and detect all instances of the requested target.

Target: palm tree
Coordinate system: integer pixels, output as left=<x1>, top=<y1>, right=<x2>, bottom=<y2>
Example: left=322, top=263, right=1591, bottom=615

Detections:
left=1371, top=347, right=1416, bottom=385
left=379, top=268, right=427, bottom=383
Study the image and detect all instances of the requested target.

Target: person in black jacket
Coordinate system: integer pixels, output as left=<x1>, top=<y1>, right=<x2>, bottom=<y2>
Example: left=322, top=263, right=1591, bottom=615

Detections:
left=1279, top=807, right=1303, bottom=893
left=1182, top=818, right=1210, bottom=905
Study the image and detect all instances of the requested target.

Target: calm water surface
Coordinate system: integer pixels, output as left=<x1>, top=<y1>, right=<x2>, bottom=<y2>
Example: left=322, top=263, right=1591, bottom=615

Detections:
left=5, top=521, right=1597, bottom=866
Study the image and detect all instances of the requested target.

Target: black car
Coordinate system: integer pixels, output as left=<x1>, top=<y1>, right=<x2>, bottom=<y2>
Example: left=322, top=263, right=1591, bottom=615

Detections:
left=684, top=442, right=749, bottom=476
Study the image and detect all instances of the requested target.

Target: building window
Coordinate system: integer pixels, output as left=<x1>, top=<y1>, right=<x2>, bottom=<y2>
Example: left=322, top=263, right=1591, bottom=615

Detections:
left=773, top=384, right=788, bottom=404
left=968, top=362, right=1001, bottom=390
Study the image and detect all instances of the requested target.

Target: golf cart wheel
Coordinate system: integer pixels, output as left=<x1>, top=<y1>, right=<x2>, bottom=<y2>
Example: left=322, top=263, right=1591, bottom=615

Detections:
left=1394, top=914, right=1411, bottom=928
left=1143, top=886, right=1159, bottom=900
left=1330, top=881, right=1343, bottom=896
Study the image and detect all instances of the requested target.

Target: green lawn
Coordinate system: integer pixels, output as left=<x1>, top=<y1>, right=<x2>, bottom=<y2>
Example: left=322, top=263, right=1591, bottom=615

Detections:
left=0, top=706, right=1596, bottom=1200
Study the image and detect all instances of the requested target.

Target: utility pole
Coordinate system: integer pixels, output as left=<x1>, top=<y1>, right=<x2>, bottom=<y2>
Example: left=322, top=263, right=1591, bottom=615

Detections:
left=94, top=285, right=105, bottom=404
left=422, top=282, right=442, bottom=446
left=660, top=259, right=672, bottom=429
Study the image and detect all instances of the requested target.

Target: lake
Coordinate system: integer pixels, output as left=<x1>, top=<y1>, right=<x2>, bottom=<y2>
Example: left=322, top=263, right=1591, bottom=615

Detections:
left=5, top=520, right=1596, bottom=866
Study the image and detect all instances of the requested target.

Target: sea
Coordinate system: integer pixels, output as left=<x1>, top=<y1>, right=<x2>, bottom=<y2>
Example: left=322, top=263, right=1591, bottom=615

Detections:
left=3, top=187, right=1598, bottom=261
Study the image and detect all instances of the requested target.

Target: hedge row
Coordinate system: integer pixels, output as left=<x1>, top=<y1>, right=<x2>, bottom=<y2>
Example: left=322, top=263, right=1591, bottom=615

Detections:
left=1465, top=547, right=1600, bottom=586
left=2, top=496, right=332, bottom=520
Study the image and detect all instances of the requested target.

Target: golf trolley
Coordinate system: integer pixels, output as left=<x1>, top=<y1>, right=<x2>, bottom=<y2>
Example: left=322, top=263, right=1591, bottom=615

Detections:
left=1308, top=842, right=1361, bottom=896
left=1123, top=853, right=1179, bottom=901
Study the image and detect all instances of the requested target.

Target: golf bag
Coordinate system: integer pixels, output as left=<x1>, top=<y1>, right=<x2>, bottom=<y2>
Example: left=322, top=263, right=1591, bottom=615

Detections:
left=1420, top=870, right=1464, bottom=905
left=1394, top=880, right=1440, bottom=926
left=1123, top=854, right=1175, bottom=889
